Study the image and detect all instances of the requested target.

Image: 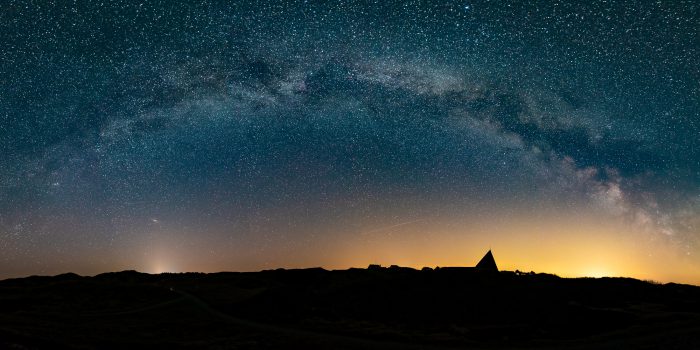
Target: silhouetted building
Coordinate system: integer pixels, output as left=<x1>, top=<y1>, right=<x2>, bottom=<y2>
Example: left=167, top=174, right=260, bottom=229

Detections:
left=475, top=250, right=498, bottom=272
left=368, top=264, right=383, bottom=270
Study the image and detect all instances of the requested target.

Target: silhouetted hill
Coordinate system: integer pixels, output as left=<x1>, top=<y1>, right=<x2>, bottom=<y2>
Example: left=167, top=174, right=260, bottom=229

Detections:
left=1, top=267, right=699, bottom=349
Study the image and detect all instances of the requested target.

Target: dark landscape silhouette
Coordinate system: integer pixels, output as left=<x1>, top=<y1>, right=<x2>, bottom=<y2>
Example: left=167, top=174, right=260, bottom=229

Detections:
left=1, top=251, right=699, bottom=349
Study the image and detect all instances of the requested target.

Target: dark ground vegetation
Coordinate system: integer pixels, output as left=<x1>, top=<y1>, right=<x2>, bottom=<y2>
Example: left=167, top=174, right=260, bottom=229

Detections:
left=1, top=267, right=699, bottom=349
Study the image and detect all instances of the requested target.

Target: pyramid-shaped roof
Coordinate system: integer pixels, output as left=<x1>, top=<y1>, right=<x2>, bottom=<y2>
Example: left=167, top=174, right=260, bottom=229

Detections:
left=475, top=250, right=498, bottom=272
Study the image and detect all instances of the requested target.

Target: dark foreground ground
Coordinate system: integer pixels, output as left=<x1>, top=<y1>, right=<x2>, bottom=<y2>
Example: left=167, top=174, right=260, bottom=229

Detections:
left=1, top=267, right=699, bottom=349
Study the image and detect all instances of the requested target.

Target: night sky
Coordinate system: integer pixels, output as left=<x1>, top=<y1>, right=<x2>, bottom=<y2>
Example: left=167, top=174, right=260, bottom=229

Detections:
left=1, top=0, right=698, bottom=284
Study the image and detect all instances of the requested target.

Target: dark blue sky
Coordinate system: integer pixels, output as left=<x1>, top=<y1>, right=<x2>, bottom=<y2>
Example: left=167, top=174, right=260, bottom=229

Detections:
left=1, top=0, right=698, bottom=281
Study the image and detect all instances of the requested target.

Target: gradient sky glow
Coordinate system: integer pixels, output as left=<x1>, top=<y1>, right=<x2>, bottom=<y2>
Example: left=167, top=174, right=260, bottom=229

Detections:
left=1, top=0, right=699, bottom=284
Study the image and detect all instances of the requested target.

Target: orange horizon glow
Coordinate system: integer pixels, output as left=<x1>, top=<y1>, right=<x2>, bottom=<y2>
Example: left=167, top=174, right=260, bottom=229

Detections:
left=5, top=250, right=697, bottom=286
left=2, top=208, right=697, bottom=286
left=111, top=210, right=700, bottom=286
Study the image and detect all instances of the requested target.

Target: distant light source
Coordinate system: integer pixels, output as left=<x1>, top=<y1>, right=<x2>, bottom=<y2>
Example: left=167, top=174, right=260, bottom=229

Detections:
left=583, top=267, right=612, bottom=278
left=150, top=260, right=178, bottom=274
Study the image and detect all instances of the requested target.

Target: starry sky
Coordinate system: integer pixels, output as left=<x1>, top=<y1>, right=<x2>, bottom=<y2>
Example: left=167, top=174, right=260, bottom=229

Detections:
left=1, top=0, right=699, bottom=283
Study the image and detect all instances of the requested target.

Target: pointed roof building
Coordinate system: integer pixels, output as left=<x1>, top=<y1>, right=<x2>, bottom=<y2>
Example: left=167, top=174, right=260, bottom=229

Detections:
left=475, top=250, right=498, bottom=272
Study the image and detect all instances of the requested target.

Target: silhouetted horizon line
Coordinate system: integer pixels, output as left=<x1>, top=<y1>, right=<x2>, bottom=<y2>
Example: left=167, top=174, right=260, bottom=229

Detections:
left=2, top=265, right=697, bottom=287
